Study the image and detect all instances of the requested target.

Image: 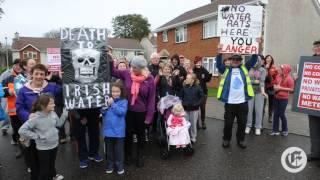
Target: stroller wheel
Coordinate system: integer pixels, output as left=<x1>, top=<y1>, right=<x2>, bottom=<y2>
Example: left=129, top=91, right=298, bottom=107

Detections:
left=157, top=137, right=167, bottom=147
left=160, top=149, right=169, bottom=160
left=183, top=146, right=194, bottom=156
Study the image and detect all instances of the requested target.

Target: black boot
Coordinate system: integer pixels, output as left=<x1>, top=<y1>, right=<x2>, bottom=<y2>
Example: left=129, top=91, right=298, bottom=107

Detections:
left=136, top=149, right=144, bottom=168
left=202, top=121, right=207, bottom=130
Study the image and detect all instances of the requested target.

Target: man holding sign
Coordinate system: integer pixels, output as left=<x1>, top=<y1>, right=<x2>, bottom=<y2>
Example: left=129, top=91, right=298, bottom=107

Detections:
left=216, top=45, right=258, bottom=149
left=216, top=4, right=262, bottom=149
left=60, top=27, right=111, bottom=169
left=307, top=40, right=320, bottom=162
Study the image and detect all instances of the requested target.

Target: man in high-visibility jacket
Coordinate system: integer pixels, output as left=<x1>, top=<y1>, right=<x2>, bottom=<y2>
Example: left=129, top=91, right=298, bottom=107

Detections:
left=216, top=48, right=257, bottom=149
left=2, top=59, right=23, bottom=156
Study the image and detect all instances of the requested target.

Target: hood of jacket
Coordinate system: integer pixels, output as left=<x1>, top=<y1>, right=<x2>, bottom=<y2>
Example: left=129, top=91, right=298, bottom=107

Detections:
left=280, top=64, right=291, bottom=77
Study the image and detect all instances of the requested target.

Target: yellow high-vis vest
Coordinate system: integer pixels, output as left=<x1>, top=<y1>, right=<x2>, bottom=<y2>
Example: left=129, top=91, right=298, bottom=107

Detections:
left=217, top=65, right=254, bottom=99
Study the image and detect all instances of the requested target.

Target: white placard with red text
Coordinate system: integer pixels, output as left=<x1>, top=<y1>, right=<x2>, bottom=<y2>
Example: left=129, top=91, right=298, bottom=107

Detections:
left=292, top=56, right=320, bottom=116
left=219, top=37, right=259, bottom=54
left=47, top=48, right=61, bottom=72
left=297, top=62, right=320, bottom=110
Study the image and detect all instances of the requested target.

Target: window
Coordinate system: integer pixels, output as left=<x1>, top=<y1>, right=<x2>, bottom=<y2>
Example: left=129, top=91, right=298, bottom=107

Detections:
left=203, top=57, right=219, bottom=76
left=23, top=51, right=37, bottom=59
left=162, top=31, right=168, bottom=42
left=203, top=19, right=217, bottom=39
left=120, top=50, right=127, bottom=57
left=175, top=26, right=187, bottom=43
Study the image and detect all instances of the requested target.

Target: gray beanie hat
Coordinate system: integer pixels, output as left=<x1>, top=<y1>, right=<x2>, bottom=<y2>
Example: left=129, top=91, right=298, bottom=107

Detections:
left=130, top=56, right=147, bottom=69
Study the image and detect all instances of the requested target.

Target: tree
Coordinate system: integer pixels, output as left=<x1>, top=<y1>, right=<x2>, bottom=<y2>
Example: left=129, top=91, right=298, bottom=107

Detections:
left=43, top=29, right=60, bottom=38
left=112, top=14, right=151, bottom=40
left=0, top=0, right=5, bottom=20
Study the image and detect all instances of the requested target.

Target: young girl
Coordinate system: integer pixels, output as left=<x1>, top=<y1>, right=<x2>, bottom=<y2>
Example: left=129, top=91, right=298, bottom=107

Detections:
left=270, top=64, right=294, bottom=136
left=18, top=94, right=67, bottom=180
left=102, top=81, right=128, bottom=175
left=166, top=103, right=191, bottom=148
left=180, top=74, right=204, bottom=143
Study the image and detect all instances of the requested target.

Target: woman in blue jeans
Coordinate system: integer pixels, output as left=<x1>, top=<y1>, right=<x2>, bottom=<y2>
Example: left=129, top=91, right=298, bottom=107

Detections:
left=270, top=64, right=294, bottom=136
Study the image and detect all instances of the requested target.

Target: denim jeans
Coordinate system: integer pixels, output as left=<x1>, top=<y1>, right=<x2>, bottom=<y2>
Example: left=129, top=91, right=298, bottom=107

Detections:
left=105, top=137, right=124, bottom=171
left=272, top=98, right=288, bottom=132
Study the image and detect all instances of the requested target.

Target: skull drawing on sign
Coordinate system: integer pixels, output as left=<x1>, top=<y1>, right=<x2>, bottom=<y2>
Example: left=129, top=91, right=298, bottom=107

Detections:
left=72, top=48, right=100, bottom=83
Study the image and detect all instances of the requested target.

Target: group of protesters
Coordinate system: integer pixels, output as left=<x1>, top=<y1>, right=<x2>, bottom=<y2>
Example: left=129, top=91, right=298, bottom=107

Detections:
left=0, top=39, right=319, bottom=179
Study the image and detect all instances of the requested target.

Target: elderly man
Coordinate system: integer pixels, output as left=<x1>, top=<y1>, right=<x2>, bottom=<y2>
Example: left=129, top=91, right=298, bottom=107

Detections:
left=148, top=52, right=160, bottom=78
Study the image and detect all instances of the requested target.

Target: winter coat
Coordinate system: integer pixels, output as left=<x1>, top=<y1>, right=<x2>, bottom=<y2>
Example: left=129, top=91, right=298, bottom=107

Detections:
left=180, top=84, right=204, bottom=111
left=102, top=98, right=128, bottom=138
left=16, top=81, right=62, bottom=122
left=193, top=67, right=211, bottom=95
left=18, top=110, right=68, bottom=150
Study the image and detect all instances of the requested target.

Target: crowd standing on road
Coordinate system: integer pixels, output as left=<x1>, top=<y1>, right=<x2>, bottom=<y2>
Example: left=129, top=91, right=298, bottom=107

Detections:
left=0, top=39, right=319, bottom=179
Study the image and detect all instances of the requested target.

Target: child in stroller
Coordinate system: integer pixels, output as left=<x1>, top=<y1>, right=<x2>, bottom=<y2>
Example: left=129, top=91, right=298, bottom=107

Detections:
left=167, top=104, right=191, bottom=148
left=157, top=95, right=194, bottom=159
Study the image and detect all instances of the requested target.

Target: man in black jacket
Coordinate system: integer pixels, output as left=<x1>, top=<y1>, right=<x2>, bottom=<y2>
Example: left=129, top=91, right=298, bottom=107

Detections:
left=308, top=40, right=320, bottom=163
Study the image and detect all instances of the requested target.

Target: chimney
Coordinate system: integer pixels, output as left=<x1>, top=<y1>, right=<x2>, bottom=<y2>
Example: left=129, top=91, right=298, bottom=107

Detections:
left=14, top=32, right=19, bottom=40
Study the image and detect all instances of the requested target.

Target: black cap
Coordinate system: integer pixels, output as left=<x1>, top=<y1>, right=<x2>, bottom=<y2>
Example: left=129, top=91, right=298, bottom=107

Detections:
left=313, top=40, right=320, bottom=46
left=228, top=54, right=243, bottom=61
left=13, top=58, right=21, bottom=65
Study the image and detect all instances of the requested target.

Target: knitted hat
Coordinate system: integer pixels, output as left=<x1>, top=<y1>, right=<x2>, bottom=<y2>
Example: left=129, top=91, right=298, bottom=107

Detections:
left=130, top=56, right=147, bottom=69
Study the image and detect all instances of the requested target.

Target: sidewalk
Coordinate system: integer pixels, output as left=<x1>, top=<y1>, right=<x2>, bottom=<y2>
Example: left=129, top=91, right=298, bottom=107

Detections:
left=206, top=97, right=310, bottom=136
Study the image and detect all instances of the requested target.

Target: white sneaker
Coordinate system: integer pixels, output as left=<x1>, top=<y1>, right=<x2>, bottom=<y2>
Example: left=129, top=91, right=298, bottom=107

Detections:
left=53, top=174, right=64, bottom=180
left=255, top=129, right=261, bottom=136
left=105, top=169, right=113, bottom=174
left=245, top=127, right=251, bottom=134
left=117, top=169, right=125, bottom=175
left=27, top=167, right=31, bottom=173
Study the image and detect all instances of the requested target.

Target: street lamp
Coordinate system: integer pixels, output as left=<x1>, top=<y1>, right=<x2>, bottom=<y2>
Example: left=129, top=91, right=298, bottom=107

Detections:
left=5, top=37, right=9, bottom=69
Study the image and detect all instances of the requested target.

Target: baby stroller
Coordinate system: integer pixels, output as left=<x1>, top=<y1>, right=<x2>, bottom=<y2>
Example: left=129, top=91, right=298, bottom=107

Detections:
left=157, top=95, right=194, bottom=160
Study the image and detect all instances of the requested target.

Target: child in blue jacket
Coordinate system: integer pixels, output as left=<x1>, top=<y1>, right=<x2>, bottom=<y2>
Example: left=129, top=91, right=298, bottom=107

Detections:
left=102, top=80, right=128, bottom=175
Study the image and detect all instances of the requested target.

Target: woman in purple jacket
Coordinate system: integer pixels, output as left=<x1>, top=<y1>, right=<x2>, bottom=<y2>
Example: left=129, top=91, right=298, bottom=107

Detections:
left=16, top=64, right=62, bottom=180
left=112, top=55, right=156, bottom=168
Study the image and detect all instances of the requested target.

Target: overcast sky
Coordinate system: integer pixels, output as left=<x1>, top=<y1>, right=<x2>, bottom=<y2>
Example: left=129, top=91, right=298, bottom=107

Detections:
left=0, top=0, right=210, bottom=45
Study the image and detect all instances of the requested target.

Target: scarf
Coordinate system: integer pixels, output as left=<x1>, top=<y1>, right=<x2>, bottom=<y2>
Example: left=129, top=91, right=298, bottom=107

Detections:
left=130, top=73, right=146, bottom=105
left=170, top=114, right=184, bottom=128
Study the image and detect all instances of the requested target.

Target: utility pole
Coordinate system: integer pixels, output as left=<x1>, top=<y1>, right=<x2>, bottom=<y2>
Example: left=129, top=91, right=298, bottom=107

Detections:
left=5, top=37, right=9, bottom=69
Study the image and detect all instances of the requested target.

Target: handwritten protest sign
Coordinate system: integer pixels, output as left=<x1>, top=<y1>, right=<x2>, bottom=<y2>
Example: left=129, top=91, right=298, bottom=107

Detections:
left=217, top=5, right=263, bottom=37
left=292, top=56, right=320, bottom=116
left=47, top=48, right=61, bottom=72
left=61, top=27, right=111, bottom=110
left=219, top=37, right=259, bottom=54
left=217, top=5, right=263, bottom=54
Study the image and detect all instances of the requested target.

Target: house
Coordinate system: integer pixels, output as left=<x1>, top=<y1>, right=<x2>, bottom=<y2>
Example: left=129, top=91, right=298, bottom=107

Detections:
left=154, top=0, right=320, bottom=87
left=11, top=33, right=144, bottom=64
left=108, top=37, right=144, bottom=60
left=140, top=34, right=157, bottom=61
left=11, top=32, right=60, bottom=64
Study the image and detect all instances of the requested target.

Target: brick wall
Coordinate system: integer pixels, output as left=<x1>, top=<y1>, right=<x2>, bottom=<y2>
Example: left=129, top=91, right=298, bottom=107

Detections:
left=157, top=21, right=220, bottom=60
left=157, top=21, right=221, bottom=88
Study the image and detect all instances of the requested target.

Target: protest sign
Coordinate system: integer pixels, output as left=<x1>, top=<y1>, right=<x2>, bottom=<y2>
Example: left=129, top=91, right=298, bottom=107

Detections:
left=219, top=37, right=259, bottom=54
left=292, top=56, right=320, bottom=116
left=47, top=48, right=61, bottom=72
left=217, top=5, right=263, bottom=37
left=217, top=5, right=263, bottom=54
left=61, top=27, right=111, bottom=110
